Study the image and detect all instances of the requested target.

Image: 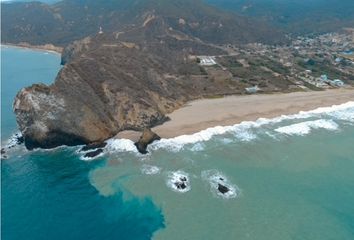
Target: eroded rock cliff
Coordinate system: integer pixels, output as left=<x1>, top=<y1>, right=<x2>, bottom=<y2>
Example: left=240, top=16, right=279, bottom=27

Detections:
left=13, top=18, right=243, bottom=149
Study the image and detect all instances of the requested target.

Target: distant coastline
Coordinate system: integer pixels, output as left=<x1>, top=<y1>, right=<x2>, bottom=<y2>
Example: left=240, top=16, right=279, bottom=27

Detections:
left=117, top=88, right=354, bottom=141
left=1, top=43, right=63, bottom=55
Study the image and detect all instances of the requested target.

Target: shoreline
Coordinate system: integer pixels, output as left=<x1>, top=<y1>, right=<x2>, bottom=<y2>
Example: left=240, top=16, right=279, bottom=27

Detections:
left=1, top=43, right=63, bottom=55
left=117, top=88, right=354, bottom=141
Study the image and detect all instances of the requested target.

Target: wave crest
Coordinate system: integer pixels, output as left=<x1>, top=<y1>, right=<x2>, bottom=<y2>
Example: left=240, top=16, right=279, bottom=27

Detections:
left=104, top=101, right=354, bottom=153
left=275, top=119, right=339, bottom=136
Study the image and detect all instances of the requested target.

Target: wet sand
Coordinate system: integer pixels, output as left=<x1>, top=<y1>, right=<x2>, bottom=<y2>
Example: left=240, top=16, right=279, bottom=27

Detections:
left=117, top=88, right=354, bottom=141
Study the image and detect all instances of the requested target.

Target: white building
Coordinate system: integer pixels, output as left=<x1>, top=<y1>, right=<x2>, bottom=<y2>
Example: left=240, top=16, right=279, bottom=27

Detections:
left=245, top=86, right=260, bottom=94
left=198, top=56, right=216, bottom=66
left=330, top=79, right=344, bottom=87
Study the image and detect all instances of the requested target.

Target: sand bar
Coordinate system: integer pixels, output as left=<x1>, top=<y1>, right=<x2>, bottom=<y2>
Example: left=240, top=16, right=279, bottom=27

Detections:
left=117, top=88, right=354, bottom=141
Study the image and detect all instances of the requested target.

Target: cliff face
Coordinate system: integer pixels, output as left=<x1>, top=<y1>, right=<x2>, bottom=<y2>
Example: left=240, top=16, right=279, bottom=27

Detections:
left=14, top=20, right=236, bottom=149
left=13, top=82, right=115, bottom=149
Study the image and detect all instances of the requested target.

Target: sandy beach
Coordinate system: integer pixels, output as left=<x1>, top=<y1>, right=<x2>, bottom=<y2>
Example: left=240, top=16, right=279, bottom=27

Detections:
left=1, top=43, right=63, bottom=55
left=117, top=88, right=354, bottom=140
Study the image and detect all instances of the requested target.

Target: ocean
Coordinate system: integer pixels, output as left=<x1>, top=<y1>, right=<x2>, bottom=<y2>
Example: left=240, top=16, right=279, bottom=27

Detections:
left=1, top=46, right=354, bottom=240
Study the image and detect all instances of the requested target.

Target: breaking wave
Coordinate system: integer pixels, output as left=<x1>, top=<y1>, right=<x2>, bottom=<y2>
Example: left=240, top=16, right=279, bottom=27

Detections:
left=275, top=119, right=339, bottom=136
left=106, top=138, right=138, bottom=153
left=80, top=151, right=105, bottom=161
left=3, top=132, right=23, bottom=149
left=104, top=101, right=354, bottom=153
left=149, top=125, right=257, bottom=152
left=190, top=142, right=205, bottom=152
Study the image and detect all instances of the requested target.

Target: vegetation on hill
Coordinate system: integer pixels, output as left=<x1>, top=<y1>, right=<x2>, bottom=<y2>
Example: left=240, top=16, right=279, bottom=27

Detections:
left=1, top=0, right=285, bottom=46
left=206, top=0, right=354, bottom=35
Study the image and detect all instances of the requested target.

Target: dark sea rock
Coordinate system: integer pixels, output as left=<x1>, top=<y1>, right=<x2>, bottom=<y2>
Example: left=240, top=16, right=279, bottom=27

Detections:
left=80, top=142, right=107, bottom=152
left=218, top=183, right=230, bottom=194
left=175, top=181, right=187, bottom=190
left=16, top=136, right=24, bottom=145
left=1, top=149, right=7, bottom=160
left=134, top=129, right=161, bottom=154
left=83, top=149, right=104, bottom=159
left=174, top=177, right=187, bottom=190
left=1, top=148, right=8, bottom=160
left=180, top=177, right=187, bottom=182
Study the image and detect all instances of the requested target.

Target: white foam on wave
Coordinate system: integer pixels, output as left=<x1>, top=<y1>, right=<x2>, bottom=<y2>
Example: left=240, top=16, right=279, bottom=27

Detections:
left=106, top=138, right=138, bottom=153
left=150, top=126, right=231, bottom=152
left=4, top=131, right=23, bottom=148
left=1, top=132, right=27, bottom=159
left=141, top=164, right=161, bottom=175
left=104, top=101, right=354, bottom=153
left=149, top=102, right=354, bottom=152
left=305, top=101, right=354, bottom=115
left=80, top=151, right=105, bottom=161
left=275, top=119, right=339, bottom=136
left=233, top=128, right=257, bottom=142
left=201, top=170, right=239, bottom=199
left=326, top=109, right=354, bottom=123
left=190, top=142, right=205, bottom=152
left=166, top=170, right=191, bottom=193
left=149, top=124, right=257, bottom=152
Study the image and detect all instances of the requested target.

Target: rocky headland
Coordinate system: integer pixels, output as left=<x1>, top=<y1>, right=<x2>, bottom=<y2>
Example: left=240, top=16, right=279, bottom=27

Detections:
left=12, top=17, right=245, bottom=150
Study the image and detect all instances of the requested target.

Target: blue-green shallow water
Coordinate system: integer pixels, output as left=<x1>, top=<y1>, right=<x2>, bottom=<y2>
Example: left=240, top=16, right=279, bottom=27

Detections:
left=1, top=46, right=165, bottom=240
left=90, top=122, right=354, bottom=240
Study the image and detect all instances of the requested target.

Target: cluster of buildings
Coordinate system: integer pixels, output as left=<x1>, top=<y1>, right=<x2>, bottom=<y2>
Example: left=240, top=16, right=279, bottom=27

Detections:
left=297, top=72, right=345, bottom=88
left=219, top=31, right=354, bottom=90
left=193, top=31, right=353, bottom=94
left=319, top=75, right=344, bottom=87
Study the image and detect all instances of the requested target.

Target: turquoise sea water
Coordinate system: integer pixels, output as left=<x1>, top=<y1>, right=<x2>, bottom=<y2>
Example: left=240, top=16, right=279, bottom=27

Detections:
left=1, top=46, right=165, bottom=240
left=1, top=46, right=354, bottom=240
